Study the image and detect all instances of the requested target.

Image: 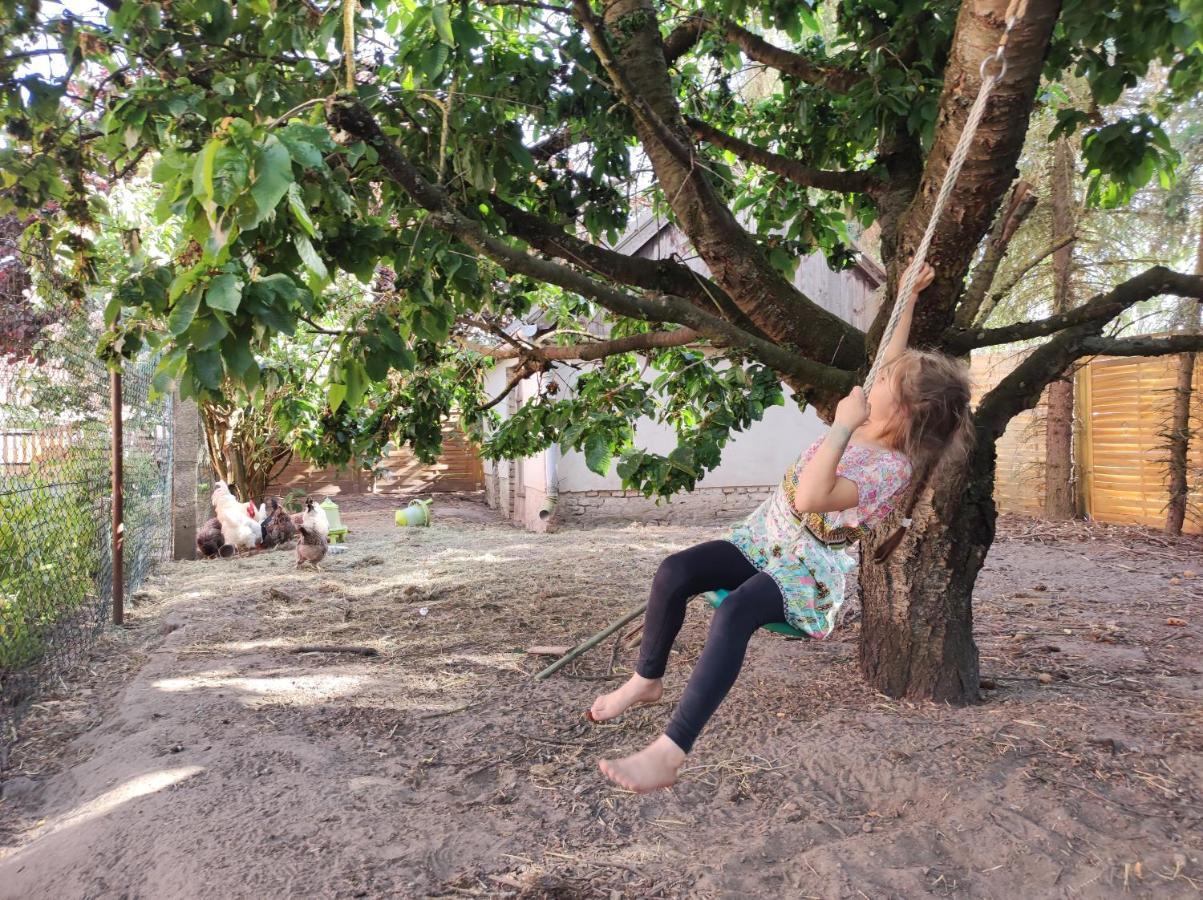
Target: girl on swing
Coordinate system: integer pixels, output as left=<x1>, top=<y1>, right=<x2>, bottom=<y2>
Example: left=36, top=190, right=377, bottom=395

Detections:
left=591, top=259, right=974, bottom=793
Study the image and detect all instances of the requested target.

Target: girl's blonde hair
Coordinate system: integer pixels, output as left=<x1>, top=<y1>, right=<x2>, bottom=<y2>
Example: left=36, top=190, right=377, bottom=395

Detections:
left=879, top=349, right=974, bottom=468
left=873, top=349, right=975, bottom=562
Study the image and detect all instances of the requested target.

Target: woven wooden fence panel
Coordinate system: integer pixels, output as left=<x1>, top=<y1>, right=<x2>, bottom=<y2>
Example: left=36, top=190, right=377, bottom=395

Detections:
left=1079, top=355, right=1203, bottom=533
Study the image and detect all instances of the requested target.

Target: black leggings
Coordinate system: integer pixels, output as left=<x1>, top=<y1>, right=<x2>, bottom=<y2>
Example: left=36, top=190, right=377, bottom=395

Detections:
left=635, top=540, right=789, bottom=754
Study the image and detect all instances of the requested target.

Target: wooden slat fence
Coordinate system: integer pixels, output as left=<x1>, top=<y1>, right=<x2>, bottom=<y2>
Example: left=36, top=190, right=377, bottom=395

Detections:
left=972, top=348, right=1203, bottom=533
left=269, top=421, right=483, bottom=496
left=1079, top=355, right=1203, bottom=532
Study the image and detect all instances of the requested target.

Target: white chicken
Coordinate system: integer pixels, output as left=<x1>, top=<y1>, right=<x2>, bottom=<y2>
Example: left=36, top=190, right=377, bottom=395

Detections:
left=211, top=481, right=262, bottom=551
left=290, top=497, right=329, bottom=539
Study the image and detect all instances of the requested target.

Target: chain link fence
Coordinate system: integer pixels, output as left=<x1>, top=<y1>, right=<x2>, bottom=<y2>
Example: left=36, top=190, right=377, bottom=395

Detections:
left=0, top=337, right=173, bottom=764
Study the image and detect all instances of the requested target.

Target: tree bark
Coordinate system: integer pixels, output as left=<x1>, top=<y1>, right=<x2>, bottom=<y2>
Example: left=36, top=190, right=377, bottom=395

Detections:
left=1044, top=137, right=1076, bottom=520
left=577, top=0, right=866, bottom=373
left=878, top=0, right=1063, bottom=350
left=1165, top=224, right=1203, bottom=534
left=858, top=438, right=992, bottom=702
left=1165, top=340, right=1197, bottom=535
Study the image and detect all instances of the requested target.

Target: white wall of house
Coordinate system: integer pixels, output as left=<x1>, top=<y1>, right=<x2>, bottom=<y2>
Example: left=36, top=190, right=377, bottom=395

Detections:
left=481, top=357, right=826, bottom=529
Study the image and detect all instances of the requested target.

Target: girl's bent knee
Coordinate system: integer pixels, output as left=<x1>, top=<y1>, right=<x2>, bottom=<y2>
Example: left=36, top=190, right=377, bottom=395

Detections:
left=652, top=552, right=693, bottom=592
left=709, top=599, right=760, bottom=639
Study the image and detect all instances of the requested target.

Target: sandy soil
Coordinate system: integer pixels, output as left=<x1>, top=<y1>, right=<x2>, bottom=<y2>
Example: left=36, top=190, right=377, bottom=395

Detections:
left=1, top=497, right=1201, bottom=899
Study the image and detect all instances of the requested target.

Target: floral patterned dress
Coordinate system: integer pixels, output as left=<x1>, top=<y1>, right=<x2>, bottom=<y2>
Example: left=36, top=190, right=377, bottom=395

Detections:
left=725, top=434, right=912, bottom=638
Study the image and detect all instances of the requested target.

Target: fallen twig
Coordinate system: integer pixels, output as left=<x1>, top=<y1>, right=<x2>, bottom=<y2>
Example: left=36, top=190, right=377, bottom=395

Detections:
left=533, top=602, right=648, bottom=682
left=291, top=644, right=379, bottom=656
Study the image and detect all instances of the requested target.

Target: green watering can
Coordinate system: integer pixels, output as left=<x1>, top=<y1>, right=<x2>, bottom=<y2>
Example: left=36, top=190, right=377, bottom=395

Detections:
left=395, top=498, right=433, bottom=527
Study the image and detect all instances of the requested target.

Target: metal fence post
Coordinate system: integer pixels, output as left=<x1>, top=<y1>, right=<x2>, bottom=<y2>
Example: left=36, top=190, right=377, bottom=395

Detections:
left=111, top=366, right=124, bottom=626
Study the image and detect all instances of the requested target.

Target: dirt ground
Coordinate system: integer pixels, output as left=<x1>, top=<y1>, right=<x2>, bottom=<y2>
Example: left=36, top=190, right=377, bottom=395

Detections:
left=1, top=495, right=1201, bottom=899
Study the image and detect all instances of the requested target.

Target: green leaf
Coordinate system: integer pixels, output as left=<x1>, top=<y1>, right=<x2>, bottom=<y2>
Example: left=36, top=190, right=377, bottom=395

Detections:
left=205, top=273, right=243, bottom=313
left=221, top=336, right=256, bottom=379
left=432, top=4, right=455, bottom=46
left=151, top=349, right=187, bottom=395
left=345, top=360, right=366, bottom=409
left=188, top=311, right=230, bottom=350
left=584, top=432, right=613, bottom=476
left=104, top=294, right=123, bottom=327
left=192, top=137, right=223, bottom=204
left=192, top=348, right=224, bottom=390
left=287, top=183, right=317, bottom=237
left=295, top=233, right=329, bottom=284
left=277, top=131, right=327, bottom=170
left=248, top=136, right=293, bottom=227
left=168, top=288, right=202, bottom=336
left=327, top=381, right=348, bottom=412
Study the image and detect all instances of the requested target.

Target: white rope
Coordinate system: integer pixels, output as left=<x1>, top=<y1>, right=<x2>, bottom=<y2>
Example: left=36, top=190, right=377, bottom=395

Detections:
left=863, top=3, right=1026, bottom=394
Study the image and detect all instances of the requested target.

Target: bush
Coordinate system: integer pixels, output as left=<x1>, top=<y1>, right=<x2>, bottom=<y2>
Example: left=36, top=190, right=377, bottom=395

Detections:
left=0, top=454, right=105, bottom=671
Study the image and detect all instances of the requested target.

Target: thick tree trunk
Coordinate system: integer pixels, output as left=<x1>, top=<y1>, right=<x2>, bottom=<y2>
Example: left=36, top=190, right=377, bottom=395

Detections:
left=1165, top=346, right=1196, bottom=535
left=1044, top=376, right=1075, bottom=518
left=881, top=0, right=1063, bottom=347
left=1044, top=138, right=1076, bottom=519
left=858, top=438, right=994, bottom=702
left=1166, top=226, right=1203, bottom=534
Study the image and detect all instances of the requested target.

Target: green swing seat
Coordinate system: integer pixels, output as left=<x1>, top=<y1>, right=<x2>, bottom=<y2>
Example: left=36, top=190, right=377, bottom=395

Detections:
left=700, top=589, right=808, bottom=639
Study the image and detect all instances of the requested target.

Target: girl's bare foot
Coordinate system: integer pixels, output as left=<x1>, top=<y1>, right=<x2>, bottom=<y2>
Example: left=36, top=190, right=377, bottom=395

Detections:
left=598, top=735, right=686, bottom=793
left=588, top=674, right=663, bottom=723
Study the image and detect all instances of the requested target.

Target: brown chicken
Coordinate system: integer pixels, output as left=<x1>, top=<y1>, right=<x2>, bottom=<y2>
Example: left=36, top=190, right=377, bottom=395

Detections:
left=261, top=497, right=297, bottom=549
left=295, top=524, right=328, bottom=570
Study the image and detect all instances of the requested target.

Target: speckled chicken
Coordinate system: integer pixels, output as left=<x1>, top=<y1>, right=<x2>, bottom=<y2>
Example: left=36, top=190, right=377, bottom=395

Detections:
left=261, top=497, right=297, bottom=549
left=295, top=524, right=328, bottom=569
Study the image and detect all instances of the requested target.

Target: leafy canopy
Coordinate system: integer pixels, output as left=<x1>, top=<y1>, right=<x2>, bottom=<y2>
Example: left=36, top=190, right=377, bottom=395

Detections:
left=1, top=0, right=1200, bottom=492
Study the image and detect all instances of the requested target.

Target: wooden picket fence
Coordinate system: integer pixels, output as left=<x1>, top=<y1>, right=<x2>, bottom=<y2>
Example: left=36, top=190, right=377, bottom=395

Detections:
left=0, top=424, right=84, bottom=474
left=973, top=349, right=1203, bottom=533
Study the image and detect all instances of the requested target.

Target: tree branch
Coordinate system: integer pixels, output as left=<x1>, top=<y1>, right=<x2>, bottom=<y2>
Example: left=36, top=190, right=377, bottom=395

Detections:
left=955, top=181, right=1037, bottom=327
left=881, top=0, right=1063, bottom=350
left=974, top=324, right=1094, bottom=441
left=687, top=117, right=881, bottom=195
left=1079, top=332, right=1203, bottom=358
left=972, top=231, right=1079, bottom=326
left=944, top=267, right=1203, bottom=353
left=569, top=0, right=695, bottom=168
left=566, top=0, right=866, bottom=373
left=325, top=96, right=855, bottom=397
left=489, top=196, right=765, bottom=336
left=530, top=128, right=577, bottom=162
left=479, top=361, right=538, bottom=412
left=663, top=14, right=706, bottom=65
left=478, top=328, right=703, bottom=361
left=717, top=20, right=864, bottom=92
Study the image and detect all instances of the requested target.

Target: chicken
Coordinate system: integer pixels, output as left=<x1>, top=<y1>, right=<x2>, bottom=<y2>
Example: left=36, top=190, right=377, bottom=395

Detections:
left=289, top=497, right=329, bottom=539
left=295, top=524, right=328, bottom=569
left=211, top=481, right=262, bottom=551
left=196, top=517, right=235, bottom=559
left=261, top=497, right=297, bottom=549
left=253, top=500, right=269, bottom=526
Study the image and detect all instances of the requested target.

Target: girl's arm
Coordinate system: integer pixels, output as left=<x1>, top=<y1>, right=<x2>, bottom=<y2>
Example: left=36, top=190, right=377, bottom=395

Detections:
left=878, top=259, right=935, bottom=371
left=792, top=388, right=869, bottom=514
